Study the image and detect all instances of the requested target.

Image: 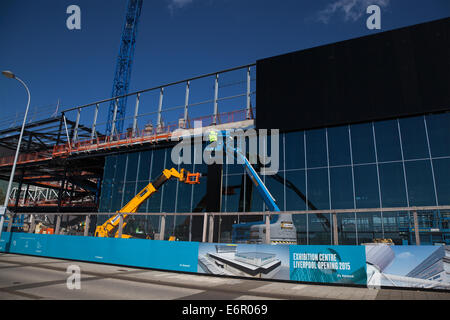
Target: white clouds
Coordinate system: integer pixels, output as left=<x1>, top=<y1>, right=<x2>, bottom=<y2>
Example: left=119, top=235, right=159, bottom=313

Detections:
left=397, top=251, right=414, bottom=259
left=317, top=0, right=390, bottom=24
left=168, top=0, right=194, bottom=13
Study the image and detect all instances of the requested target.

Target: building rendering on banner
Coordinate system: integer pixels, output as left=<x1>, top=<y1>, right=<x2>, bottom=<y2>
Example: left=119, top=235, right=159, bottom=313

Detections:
left=0, top=17, right=449, bottom=246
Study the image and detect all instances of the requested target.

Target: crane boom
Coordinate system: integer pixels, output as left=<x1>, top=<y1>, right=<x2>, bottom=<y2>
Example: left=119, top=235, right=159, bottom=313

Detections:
left=106, top=0, right=144, bottom=136
left=95, top=168, right=200, bottom=238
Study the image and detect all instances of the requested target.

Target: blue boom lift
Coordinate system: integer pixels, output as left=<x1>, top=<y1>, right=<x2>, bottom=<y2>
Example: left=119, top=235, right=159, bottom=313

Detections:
left=207, top=130, right=297, bottom=244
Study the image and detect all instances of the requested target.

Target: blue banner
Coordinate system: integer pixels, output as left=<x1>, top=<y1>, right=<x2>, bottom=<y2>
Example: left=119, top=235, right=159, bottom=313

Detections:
left=0, top=232, right=199, bottom=273
left=289, top=245, right=367, bottom=285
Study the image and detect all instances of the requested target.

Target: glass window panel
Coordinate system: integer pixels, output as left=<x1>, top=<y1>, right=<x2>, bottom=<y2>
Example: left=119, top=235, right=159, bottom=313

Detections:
left=285, top=169, right=307, bottom=211
left=350, top=123, right=376, bottom=164
left=356, top=212, right=383, bottom=243
left=99, top=181, right=113, bottom=212
left=374, top=120, right=402, bottom=162
left=103, top=155, right=117, bottom=184
left=327, top=126, right=351, bottom=166
left=432, top=158, right=450, bottom=205
left=330, top=167, right=354, bottom=209
left=379, top=162, right=407, bottom=207
left=284, top=131, right=305, bottom=170
left=161, top=179, right=177, bottom=213
left=426, top=113, right=450, bottom=157
left=337, top=213, right=357, bottom=245
left=307, top=168, right=329, bottom=210
left=125, top=152, right=140, bottom=182
left=306, top=168, right=332, bottom=245
left=114, top=154, right=127, bottom=184
left=137, top=150, right=152, bottom=183
left=264, top=173, right=285, bottom=211
left=306, top=129, right=327, bottom=168
left=262, top=131, right=283, bottom=174
left=399, top=116, right=428, bottom=160
left=190, top=162, right=208, bottom=212
left=353, top=164, right=380, bottom=208
left=223, top=174, right=244, bottom=212
left=293, top=214, right=307, bottom=244
left=150, top=148, right=167, bottom=180
left=110, top=182, right=124, bottom=212
left=122, top=182, right=138, bottom=209
left=405, top=160, right=437, bottom=206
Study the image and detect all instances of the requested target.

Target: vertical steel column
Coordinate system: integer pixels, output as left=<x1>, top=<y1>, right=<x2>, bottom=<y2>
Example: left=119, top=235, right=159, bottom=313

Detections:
left=157, top=88, right=164, bottom=131
left=28, top=214, right=35, bottom=233
left=118, top=214, right=124, bottom=238
left=213, top=74, right=219, bottom=125
left=183, top=81, right=190, bottom=128
left=63, top=114, right=71, bottom=150
left=110, top=99, right=119, bottom=138
left=91, top=104, right=99, bottom=141
left=132, top=93, right=140, bottom=137
left=265, top=214, right=271, bottom=244
left=202, top=212, right=208, bottom=242
left=332, top=212, right=339, bottom=245
left=72, top=108, right=81, bottom=143
left=413, top=211, right=421, bottom=245
left=208, top=214, right=214, bottom=243
left=55, top=215, right=62, bottom=235
left=6, top=213, right=14, bottom=233
left=84, top=215, right=90, bottom=237
left=159, top=215, right=166, bottom=240
left=246, top=66, right=251, bottom=119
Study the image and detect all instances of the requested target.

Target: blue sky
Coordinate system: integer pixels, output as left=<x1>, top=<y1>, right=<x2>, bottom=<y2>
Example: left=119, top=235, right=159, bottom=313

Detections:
left=384, top=245, right=440, bottom=276
left=0, top=0, right=448, bottom=129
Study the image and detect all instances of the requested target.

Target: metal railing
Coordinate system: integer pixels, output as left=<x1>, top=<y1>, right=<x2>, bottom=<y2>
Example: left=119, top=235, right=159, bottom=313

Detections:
left=59, top=64, right=257, bottom=156
left=3, top=205, right=450, bottom=246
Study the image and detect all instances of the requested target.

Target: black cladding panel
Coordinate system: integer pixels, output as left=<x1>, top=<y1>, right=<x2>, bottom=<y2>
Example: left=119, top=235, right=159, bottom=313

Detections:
left=256, top=18, right=450, bottom=131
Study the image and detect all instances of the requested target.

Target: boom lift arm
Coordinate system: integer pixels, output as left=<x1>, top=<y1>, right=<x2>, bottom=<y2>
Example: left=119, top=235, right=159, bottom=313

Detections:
left=208, top=130, right=297, bottom=244
left=95, top=168, right=200, bottom=238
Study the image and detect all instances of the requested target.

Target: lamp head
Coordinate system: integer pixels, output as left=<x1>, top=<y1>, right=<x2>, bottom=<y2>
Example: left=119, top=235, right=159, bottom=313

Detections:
left=2, top=71, right=15, bottom=79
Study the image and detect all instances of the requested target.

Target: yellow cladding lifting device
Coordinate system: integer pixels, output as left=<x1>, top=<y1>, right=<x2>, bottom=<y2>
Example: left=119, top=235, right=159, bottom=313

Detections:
left=94, top=168, right=200, bottom=238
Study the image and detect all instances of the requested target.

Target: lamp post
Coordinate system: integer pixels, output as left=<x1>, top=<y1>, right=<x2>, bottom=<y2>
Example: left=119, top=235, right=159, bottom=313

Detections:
left=0, top=71, right=31, bottom=238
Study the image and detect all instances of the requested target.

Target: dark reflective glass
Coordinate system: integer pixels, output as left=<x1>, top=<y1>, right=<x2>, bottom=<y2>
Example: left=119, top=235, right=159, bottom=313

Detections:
left=307, top=168, right=329, bottom=210
left=103, top=155, right=117, bottom=184
left=137, top=150, right=152, bottom=183
left=284, top=169, right=307, bottom=211
left=379, top=162, right=407, bottom=207
left=125, top=152, right=139, bottom=182
left=284, top=131, right=305, bottom=170
left=223, top=174, right=244, bottom=212
left=353, top=164, right=380, bottom=208
left=356, top=212, right=383, bottom=243
left=306, top=129, right=327, bottom=168
left=111, top=182, right=124, bottom=212
left=330, top=167, right=354, bottom=209
left=432, top=158, right=450, bottom=205
left=374, top=120, right=402, bottom=162
left=99, top=181, right=112, bottom=212
left=405, top=160, right=437, bottom=206
left=327, top=126, right=351, bottom=166
left=337, top=213, right=358, bottom=245
left=426, top=113, right=450, bottom=157
left=264, top=173, right=285, bottom=211
left=350, top=123, right=376, bottom=164
left=399, top=116, right=428, bottom=160
left=122, top=181, right=138, bottom=208
left=114, top=154, right=127, bottom=183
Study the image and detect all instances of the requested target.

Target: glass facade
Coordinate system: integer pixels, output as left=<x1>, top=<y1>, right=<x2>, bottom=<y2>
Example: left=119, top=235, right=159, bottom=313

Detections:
left=99, top=113, right=450, bottom=245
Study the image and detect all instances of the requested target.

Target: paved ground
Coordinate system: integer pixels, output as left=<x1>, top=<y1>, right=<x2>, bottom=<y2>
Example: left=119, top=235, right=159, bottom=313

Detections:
left=0, top=253, right=449, bottom=300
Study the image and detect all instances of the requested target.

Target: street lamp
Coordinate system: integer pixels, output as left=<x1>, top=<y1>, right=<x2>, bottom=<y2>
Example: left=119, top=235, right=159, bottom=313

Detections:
left=0, top=71, right=31, bottom=238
